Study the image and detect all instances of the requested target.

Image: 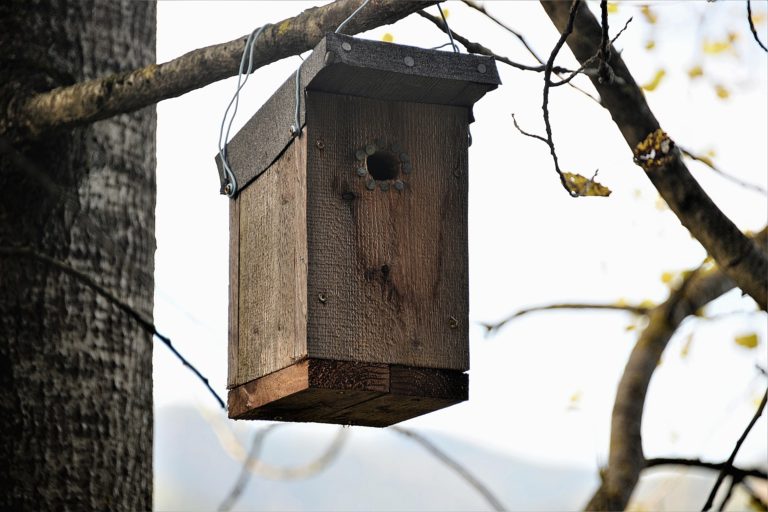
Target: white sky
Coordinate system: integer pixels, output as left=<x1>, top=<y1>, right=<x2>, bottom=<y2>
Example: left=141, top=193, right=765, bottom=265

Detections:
left=154, top=0, right=767, bottom=472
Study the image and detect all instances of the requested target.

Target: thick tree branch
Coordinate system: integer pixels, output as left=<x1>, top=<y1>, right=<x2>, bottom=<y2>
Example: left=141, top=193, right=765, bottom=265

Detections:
left=1, top=0, right=437, bottom=141
left=585, top=228, right=768, bottom=511
left=541, top=1, right=768, bottom=311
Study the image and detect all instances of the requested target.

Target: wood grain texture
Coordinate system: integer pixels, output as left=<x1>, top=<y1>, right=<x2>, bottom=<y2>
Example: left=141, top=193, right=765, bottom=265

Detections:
left=228, top=359, right=467, bottom=427
left=234, top=134, right=308, bottom=385
left=305, top=91, right=469, bottom=371
left=227, top=198, right=240, bottom=388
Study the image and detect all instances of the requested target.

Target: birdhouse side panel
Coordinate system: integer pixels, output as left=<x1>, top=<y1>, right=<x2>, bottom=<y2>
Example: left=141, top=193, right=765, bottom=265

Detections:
left=229, top=135, right=309, bottom=388
left=305, top=91, right=469, bottom=371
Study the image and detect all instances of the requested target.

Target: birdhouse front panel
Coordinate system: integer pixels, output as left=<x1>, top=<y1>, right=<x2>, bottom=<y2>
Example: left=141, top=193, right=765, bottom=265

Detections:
left=305, top=91, right=469, bottom=371
left=219, top=33, right=499, bottom=427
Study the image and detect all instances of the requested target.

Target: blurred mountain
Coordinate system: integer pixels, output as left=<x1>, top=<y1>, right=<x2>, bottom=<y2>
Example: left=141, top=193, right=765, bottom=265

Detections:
left=155, top=405, right=596, bottom=511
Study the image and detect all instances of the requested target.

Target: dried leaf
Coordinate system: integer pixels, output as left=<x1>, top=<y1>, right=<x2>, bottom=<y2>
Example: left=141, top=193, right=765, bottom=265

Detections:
left=645, top=40, right=656, bottom=51
left=563, top=172, right=612, bottom=197
left=381, top=32, right=394, bottom=43
left=734, top=333, right=759, bottom=349
left=641, top=68, right=666, bottom=91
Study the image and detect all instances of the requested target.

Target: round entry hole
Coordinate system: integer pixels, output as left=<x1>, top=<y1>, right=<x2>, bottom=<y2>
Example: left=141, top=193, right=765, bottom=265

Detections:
left=366, top=151, right=400, bottom=181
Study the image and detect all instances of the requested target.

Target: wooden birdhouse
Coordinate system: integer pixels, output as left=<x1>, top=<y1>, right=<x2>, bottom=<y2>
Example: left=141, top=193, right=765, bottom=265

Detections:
left=216, top=33, right=499, bottom=427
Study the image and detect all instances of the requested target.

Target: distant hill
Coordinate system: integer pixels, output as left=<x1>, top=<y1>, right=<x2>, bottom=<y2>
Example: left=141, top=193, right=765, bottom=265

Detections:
left=154, top=405, right=764, bottom=511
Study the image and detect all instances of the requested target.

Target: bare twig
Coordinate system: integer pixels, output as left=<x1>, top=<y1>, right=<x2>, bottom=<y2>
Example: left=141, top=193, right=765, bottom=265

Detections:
left=392, top=427, right=506, bottom=512
left=597, top=1, right=614, bottom=84
left=416, top=11, right=566, bottom=72
left=0, top=246, right=226, bottom=410
left=2, top=0, right=438, bottom=141
left=679, top=146, right=768, bottom=196
left=460, top=0, right=545, bottom=64
left=218, top=425, right=278, bottom=512
left=542, top=0, right=583, bottom=197
left=717, top=476, right=740, bottom=512
left=511, top=113, right=549, bottom=144
left=747, top=0, right=768, bottom=52
left=483, top=301, right=651, bottom=333
left=702, top=389, right=768, bottom=511
left=645, top=457, right=767, bottom=480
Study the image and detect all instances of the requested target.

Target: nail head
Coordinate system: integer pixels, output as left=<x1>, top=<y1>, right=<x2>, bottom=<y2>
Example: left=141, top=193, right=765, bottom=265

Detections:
left=356, top=167, right=367, bottom=177
left=404, top=56, right=414, bottom=67
left=394, top=180, right=404, bottom=191
left=365, top=144, right=376, bottom=155
left=342, top=42, right=352, bottom=52
left=477, top=63, right=487, bottom=73
left=356, top=149, right=366, bottom=161
left=366, top=179, right=376, bottom=190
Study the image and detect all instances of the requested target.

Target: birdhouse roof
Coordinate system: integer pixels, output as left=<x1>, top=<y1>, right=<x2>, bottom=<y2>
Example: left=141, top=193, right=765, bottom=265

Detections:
left=216, top=32, right=500, bottom=193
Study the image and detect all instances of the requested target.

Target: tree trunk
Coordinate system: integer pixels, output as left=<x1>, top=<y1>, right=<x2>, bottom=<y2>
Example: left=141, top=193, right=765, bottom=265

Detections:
left=0, top=1, right=156, bottom=508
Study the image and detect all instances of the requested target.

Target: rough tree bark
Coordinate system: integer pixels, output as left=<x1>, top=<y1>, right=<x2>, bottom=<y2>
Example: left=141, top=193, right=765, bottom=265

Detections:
left=0, top=1, right=156, bottom=508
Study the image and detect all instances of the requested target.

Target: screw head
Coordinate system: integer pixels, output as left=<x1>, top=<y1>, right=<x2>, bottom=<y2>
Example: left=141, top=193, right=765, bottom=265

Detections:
left=223, top=182, right=233, bottom=195
left=356, top=149, right=366, bottom=161
left=315, top=139, right=325, bottom=150
left=365, top=144, right=376, bottom=155
left=366, top=179, right=376, bottom=190
left=341, top=42, right=352, bottom=52
left=394, top=180, right=404, bottom=191
left=477, top=63, right=487, bottom=73
left=448, top=316, right=459, bottom=329
left=402, top=162, right=413, bottom=174
left=318, top=293, right=327, bottom=304
left=404, top=56, right=414, bottom=67
left=380, top=182, right=390, bottom=192
left=356, top=167, right=367, bottom=177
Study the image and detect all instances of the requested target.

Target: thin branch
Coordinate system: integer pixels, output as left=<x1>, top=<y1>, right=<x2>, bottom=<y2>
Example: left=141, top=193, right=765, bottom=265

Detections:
left=483, top=302, right=651, bottom=334
left=597, top=1, right=614, bottom=84
left=511, top=113, right=549, bottom=144
left=1, top=0, right=438, bottom=141
left=679, top=146, right=768, bottom=196
left=702, top=388, right=768, bottom=511
left=460, top=0, right=546, bottom=64
left=645, top=458, right=767, bottom=481
left=416, top=11, right=565, bottom=72
left=0, top=245, right=226, bottom=410
left=392, top=427, right=506, bottom=512
left=541, top=0, right=768, bottom=310
left=717, top=476, right=740, bottom=512
left=542, top=0, right=583, bottom=197
left=218, top=425, right=277, bottom=512
left=747, top=0, right=768, bottom=52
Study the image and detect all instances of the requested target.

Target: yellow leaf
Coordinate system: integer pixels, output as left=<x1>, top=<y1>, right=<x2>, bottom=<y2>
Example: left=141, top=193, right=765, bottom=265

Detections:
left=641, top=68, right=666, bottom=92
left=626, top=324, right=637, bottom=331
left=750, top=12, right=766, bottom=25
left=705, top=149, right=717, bottom=158
left=640, top=5, right=657, bottom=24
left=615, top=298, right=628, bottom=307
left=681, top=333, right=693, bottom=358
left=645, top=40, right=656, bottom=51
left=703, top=39, right=732, bottom=54
left=687, top=65, right=703, bottom=79
left=639, top=299, right=656, bottom=309
left=607, top=2, right=619, bottom=14
left=563, top=172, right=612, bottom=197
left=660, top=271, right=674, bottom=284
left=381, top=32, right=394, bottom=43
left=697, top=155, right=714, bottom=167
left=715, top=84, right=730, bottom=99
left=734, top=333, right=759, bottom=349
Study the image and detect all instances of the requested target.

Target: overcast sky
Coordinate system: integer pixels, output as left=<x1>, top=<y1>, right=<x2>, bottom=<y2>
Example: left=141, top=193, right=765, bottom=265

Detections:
left=153, top=0, right=767, bottom=480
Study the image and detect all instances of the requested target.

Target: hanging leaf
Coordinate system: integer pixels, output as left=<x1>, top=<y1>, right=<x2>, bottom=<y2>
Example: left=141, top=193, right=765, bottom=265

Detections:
left=687, top=65, right=704, bottom=79
left=640, top=5, right=657, bottom=24
left=381, top=32, right=394, bottom=43
left=641, top=68, right=666, bottom=91
left=734, top=333, right=759, bottom=349
left=563, top=172, right=612, bottom=197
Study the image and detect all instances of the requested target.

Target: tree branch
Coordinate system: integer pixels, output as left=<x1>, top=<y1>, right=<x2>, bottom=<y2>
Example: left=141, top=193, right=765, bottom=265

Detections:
left=679, top=145, right=768, bottom=196
left=702, top=389, right=768, bottom=511
left=585, top=228, right=768, bottom=511
left=483, top=302, right=651, bottom=334
left=747, top=0, right=768, bottom=53
left=541, top=0, right=768, bottom=311
left=645, top=457, right=767, bottom=481
left=1, top=0, right=437, bottom=141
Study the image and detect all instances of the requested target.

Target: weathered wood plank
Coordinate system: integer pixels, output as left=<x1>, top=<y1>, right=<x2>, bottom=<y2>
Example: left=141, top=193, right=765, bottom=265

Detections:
left=228, top=359, right=467, bottom=426
left=305, top=91, right=469, bottom=371
left=227, top=198, right=240, bottom=388
left=235, top=134, right=308, bottom=385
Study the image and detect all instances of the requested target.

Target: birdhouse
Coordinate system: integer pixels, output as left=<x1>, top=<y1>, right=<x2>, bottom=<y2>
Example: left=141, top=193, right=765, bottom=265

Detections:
left=216, top=33, right=499, bottom=427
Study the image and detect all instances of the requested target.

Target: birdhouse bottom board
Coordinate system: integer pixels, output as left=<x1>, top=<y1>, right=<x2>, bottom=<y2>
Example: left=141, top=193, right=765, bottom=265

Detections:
left=226, top=92, right=471, bottom=427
